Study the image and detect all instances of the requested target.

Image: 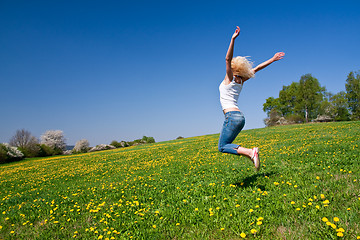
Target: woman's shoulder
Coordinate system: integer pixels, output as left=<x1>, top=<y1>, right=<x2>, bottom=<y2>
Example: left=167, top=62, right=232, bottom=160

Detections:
left=222, top=75, right=233, bottom=86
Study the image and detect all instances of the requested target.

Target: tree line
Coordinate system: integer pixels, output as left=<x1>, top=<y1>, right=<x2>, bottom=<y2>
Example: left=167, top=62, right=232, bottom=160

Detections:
left=0, top=129, right=156, bottom=164
left=263, top=71, right=360, bottom=126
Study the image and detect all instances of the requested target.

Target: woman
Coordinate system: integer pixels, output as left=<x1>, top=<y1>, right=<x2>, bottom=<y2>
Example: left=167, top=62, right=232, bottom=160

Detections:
left=218, top=26, right=284, bottom=171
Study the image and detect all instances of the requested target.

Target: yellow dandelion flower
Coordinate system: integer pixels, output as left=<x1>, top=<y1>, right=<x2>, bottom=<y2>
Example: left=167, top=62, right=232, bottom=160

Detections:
left=331, top=224, right=336, bottom=229
left=240, top=232, right=246, bottom=238
left=337, top=232, right=344, bottom=237
left=221, top=228, right=225, bottom=231
left=291, top=201, right=295, bottom=204
left=336, top=228, right=345, bottom=232
left=256, top=221, right=263, bottom=225
left=333, top=217, right=339, bottom=222
left=194, top=208, right=198, bottom=211
left=251, top=229, right=257, bottom=234
left=249, top=209, right=254, bottom=213
left=152, top=225, right=156, bottom=228
left=176, top=223, right=180, bottom=226
left=322, top=217, right=329, bottom=222
left=98, top=235, right=103, bottom=240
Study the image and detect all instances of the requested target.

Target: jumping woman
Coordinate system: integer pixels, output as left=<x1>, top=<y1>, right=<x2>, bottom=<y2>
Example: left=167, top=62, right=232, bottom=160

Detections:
left=218, top=26, right=285, bottom=171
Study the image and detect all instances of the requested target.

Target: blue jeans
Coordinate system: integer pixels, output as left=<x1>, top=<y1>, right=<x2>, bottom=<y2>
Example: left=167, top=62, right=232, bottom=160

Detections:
left=218, top=111, right=245, bottom=155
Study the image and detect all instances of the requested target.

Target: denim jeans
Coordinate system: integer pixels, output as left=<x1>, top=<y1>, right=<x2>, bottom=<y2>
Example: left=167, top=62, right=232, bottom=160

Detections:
left=218, top=111, right=245, bottom=155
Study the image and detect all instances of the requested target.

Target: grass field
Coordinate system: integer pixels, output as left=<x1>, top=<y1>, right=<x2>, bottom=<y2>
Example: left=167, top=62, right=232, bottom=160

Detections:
left=0, top=121, right=359, bottom=239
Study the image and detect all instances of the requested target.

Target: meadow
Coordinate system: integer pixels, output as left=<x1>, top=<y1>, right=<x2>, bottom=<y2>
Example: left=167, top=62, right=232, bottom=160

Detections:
left=0, top=121, right=359, bottom=239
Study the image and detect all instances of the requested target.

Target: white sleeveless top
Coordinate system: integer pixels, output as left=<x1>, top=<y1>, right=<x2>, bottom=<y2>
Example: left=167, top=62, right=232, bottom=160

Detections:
left=219, top=80, right=243, bottom=110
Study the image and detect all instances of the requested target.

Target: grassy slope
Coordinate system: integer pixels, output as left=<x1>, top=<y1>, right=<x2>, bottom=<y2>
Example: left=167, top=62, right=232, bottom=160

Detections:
left=0, top=122, right=359, bottom=239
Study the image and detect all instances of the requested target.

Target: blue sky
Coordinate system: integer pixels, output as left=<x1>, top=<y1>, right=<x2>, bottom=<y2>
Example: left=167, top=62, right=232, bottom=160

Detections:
left=1, top=0, right=360, bottom=146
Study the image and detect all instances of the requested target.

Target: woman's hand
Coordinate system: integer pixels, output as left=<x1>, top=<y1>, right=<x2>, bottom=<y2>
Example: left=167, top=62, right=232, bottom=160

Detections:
left=232, top=26, right=240, bottom=39
left=272, top=52, right=285, bottom=61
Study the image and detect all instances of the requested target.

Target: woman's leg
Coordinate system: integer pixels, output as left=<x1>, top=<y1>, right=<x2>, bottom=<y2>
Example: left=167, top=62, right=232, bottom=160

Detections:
left=218, top=111, right=245, bottom=154
left=218, top=111, right=260, bottom=170
left=236, top=146, right=252, bottom=158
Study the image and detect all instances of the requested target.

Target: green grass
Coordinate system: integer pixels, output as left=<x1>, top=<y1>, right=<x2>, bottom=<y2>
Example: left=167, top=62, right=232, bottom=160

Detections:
left=0, top=121, right=359, bottom=239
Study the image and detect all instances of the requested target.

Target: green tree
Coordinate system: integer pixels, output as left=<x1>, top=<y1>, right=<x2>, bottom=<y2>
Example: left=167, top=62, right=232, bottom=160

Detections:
left=263, top=97, right=280, bottom=116
left=345, top=71, right=360, bottom=120
left=296, top=74, right=324, bottom=122
left=278, top=82, right=299, bottom=117
left=330, top=91, right=350, bottom=121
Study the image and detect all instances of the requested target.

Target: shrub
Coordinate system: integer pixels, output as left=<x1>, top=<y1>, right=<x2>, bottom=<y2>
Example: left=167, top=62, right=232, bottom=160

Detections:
left=110, top=140, right=129, bottom=148
left=0, top=143, right=25, bottom=164
left=18, top=145, right=41, bottom=158
left=264, top=109, right=282, bottom=127
left=37, top=144, right=56, bottom=157
left=73, top=139, right=90, bottom=153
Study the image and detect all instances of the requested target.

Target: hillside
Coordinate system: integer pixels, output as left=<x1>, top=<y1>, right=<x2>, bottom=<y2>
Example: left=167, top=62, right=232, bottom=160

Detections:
left=0, top=122, right=359, bottom=239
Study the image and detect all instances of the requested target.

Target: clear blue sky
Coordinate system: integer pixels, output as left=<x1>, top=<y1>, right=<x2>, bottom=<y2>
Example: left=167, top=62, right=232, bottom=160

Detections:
left=1, top=0, right=360, bottom=146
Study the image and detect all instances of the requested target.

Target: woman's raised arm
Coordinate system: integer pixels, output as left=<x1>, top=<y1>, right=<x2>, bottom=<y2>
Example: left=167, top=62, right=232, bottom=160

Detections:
left=252, top=52, right=285, bottom=73
left=225, top=26, right=240, bottom=81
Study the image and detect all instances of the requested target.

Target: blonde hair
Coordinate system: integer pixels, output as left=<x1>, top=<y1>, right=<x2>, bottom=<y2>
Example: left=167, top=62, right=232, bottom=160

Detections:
left=231, top=56, right=255, bottom=79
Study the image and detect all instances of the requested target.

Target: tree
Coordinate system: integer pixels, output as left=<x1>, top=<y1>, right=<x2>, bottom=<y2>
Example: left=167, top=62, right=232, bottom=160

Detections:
left=331, top=91, right=350, bottom=121
left=345, top=71, right=360, bottom=120
left=142, top=136, right=155, bottom=143
left=263, top=97, right=280, bottom=116
left=9, top=129, right=38, bottom=149
left=278, top=82, right=300, bottom=118
left=40, top=130, right=66, bottom=155
left=73, top=139, right=90, bottom=153
left=296, top=74, right=324, bottom=122
left=9, top=129, right=40, bottom=157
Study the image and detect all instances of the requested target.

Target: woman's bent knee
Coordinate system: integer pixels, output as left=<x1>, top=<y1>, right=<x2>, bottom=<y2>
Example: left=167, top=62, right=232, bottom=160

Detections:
left=218, top=145, right=225, bottom=153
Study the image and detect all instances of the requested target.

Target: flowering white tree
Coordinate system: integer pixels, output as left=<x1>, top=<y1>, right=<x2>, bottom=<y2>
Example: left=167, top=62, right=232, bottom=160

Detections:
left=73, top=139, right=90, bottom=153
left=0, top=143, right=24, bottom=163
left=40, top=130, right=66, bottom=153
left=89, top=144, right=115, bottom=152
